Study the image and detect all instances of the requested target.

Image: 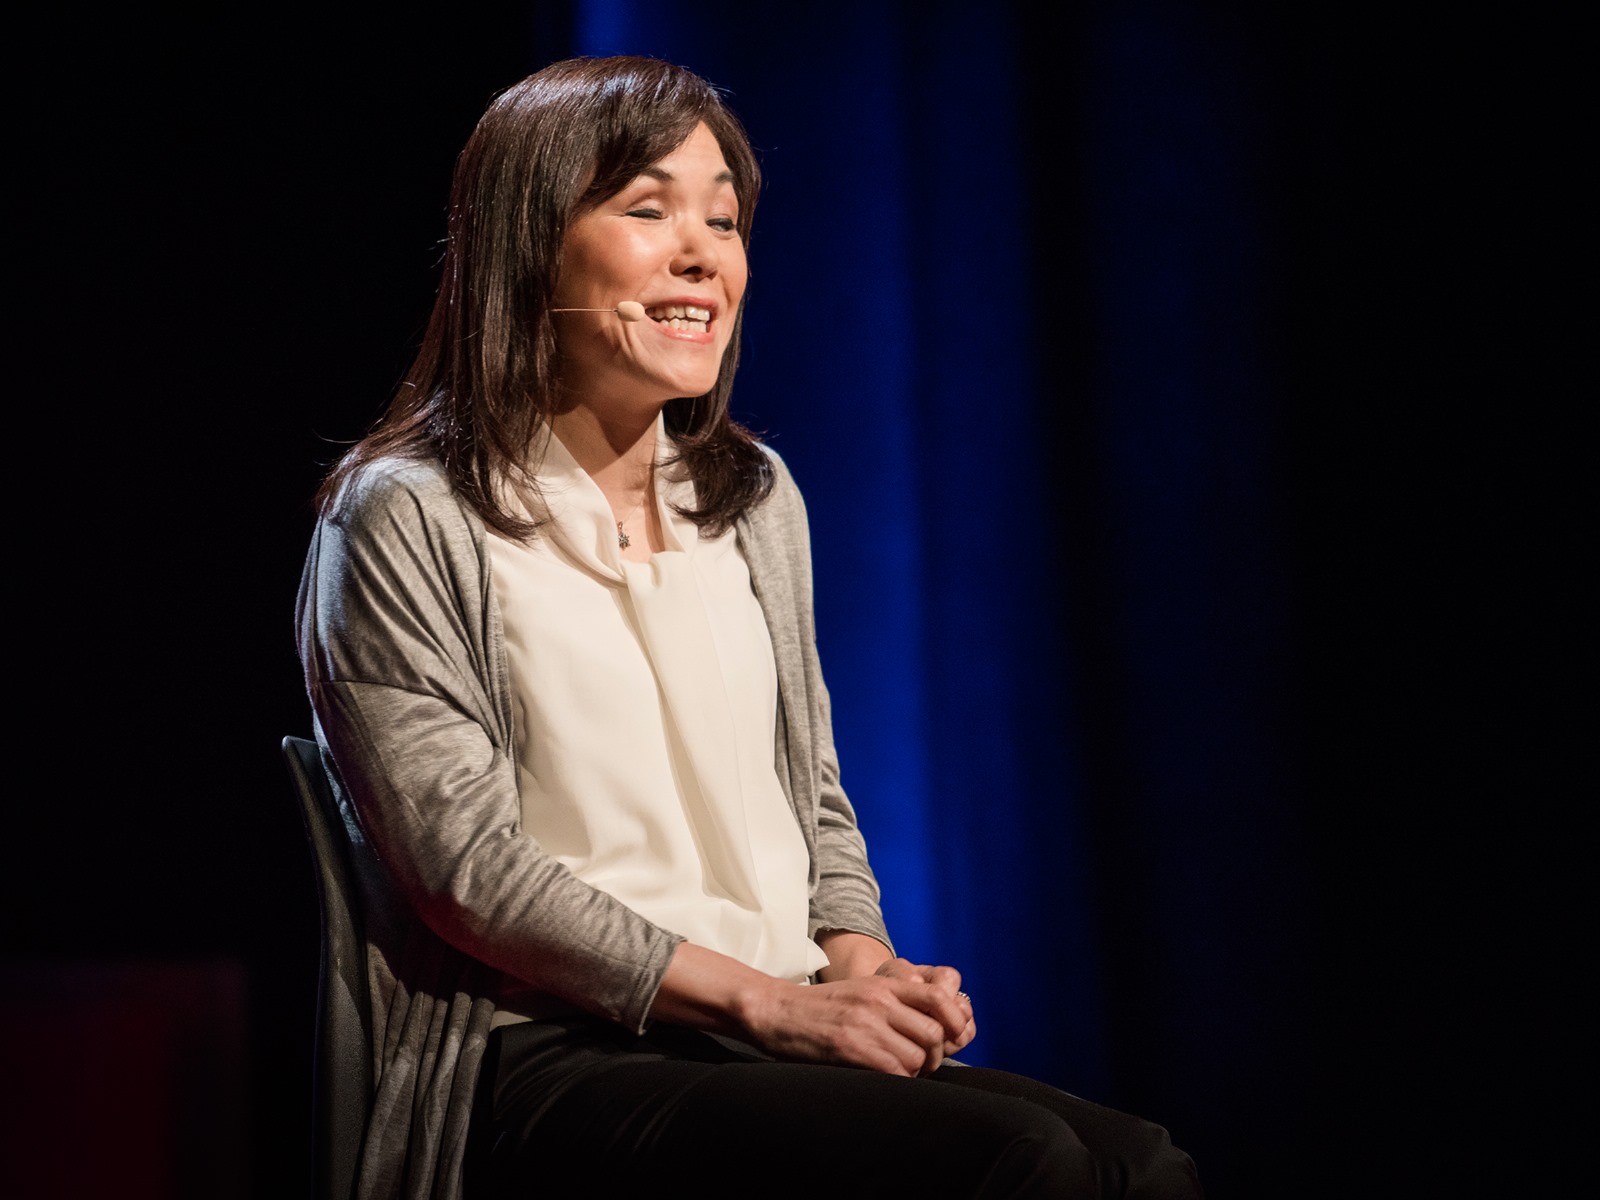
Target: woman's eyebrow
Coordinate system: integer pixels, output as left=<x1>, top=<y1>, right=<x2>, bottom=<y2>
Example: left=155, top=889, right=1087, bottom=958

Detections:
left=638, top=166, right=736, bottom=184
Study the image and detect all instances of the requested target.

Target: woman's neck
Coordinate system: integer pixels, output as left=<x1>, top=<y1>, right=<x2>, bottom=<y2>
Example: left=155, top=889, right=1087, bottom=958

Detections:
left=548, top=402, right=666, bottom=559
left=548, top=404, right=659, bottom=494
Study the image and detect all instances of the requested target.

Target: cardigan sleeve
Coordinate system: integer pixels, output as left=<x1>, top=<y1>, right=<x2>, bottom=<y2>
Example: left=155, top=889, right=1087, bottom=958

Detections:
left=805, top=671, right=892, bottom=949
left=295, top=458, right=682, bottom=1033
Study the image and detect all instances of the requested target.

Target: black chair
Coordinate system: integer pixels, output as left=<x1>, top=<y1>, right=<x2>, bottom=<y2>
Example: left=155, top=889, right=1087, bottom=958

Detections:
left=282, top=735, right=372, bottom=1200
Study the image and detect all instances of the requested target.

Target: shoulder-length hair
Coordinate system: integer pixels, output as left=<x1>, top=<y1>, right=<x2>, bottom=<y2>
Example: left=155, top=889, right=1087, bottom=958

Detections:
left=316, top=55, right=772, bottom=537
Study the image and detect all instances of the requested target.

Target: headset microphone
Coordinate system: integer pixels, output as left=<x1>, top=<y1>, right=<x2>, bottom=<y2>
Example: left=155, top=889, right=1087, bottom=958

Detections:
left=551, top=301, right=647, bottom=322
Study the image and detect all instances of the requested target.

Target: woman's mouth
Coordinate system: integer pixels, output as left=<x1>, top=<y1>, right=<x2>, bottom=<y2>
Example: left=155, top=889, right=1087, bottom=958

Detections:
left=645, top=304, right=711, bottom=333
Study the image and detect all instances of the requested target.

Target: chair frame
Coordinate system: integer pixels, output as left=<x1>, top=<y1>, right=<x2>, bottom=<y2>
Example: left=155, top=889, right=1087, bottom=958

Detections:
left=282, top=735, right=373, bottom=1200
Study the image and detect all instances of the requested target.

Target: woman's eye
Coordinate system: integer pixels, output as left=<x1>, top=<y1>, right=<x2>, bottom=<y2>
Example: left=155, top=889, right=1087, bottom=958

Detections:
left=625, top=207, right=664, bottom=220
left=708, top=217, right=738, bottom=234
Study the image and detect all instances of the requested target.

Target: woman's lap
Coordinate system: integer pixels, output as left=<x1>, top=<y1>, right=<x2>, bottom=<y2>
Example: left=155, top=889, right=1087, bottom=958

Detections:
left=465, top=1017, right=1201, bottom=1199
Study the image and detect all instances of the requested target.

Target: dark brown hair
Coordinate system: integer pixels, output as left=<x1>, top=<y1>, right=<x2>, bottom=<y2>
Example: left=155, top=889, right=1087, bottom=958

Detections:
left=316, top=55, right=772, bottom=537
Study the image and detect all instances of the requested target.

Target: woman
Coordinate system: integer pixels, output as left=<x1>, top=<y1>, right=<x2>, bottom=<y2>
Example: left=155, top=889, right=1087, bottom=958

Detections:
left=297, top=55, right=1202, bottom=1199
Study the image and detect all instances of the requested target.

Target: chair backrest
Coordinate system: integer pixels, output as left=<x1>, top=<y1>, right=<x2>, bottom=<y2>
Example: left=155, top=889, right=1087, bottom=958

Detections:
left=282, top=735, right=372, bottom=1200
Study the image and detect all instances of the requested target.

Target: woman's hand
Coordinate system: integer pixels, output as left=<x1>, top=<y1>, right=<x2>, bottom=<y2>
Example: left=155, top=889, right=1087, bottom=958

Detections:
left=740, top=972, right=970, bottom=1077
left=873, top=957, right=977, bottom=1065
left=652, top=943, right=975, bottom=1077
left=811, top=933, right=976, bottom=1072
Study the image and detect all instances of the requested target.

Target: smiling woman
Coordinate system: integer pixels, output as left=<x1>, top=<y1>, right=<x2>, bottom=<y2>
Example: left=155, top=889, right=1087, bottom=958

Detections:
left=295, top=55, right=1202, bottom=1199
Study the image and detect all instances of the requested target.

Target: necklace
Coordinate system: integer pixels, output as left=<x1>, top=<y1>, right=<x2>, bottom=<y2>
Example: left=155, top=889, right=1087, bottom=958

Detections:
left=614, top=487, right=649, bottom=550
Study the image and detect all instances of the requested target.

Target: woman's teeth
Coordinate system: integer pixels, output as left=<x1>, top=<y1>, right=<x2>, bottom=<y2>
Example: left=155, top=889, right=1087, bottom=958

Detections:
left=645, top=304, right=711, bottom=332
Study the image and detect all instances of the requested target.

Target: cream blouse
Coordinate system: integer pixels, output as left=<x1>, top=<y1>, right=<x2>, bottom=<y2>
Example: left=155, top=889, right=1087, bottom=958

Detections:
left=486, top=420, right=830, bottom=1019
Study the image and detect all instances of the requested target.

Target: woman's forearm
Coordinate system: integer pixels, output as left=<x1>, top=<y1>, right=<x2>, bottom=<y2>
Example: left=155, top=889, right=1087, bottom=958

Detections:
left=648, top=941, right=784, bottom=1038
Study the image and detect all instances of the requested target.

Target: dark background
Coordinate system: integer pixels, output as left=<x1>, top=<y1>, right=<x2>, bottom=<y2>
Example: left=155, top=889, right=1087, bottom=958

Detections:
left=6, top=4, right=1579, bottom=1198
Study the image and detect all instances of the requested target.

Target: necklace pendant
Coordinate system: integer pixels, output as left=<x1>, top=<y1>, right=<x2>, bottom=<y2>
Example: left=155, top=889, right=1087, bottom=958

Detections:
left=616, top=522, right=630, bottom=549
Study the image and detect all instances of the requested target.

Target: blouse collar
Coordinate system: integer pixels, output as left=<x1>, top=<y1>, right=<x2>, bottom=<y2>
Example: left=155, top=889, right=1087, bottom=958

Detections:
left=513, top=413, right=698, bottom=583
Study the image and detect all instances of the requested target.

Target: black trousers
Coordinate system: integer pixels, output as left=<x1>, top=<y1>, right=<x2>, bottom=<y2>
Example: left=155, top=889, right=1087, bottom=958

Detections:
left=464, top=1016, right=1202, bottom=1199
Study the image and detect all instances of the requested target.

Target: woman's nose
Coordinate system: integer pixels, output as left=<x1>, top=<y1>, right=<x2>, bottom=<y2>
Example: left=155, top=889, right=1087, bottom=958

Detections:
left=671, top=222, right=720, bottom=279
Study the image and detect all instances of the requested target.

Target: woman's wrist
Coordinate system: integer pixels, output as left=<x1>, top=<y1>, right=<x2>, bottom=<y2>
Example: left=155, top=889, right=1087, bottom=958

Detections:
left=814, top=929, right=894, bottom=981
left=651, top=941, right=788, bottom=1041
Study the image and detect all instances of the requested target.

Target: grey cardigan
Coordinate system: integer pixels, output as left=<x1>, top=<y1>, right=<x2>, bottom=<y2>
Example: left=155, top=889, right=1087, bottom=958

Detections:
left=295, top=448, right=890, bottom=1199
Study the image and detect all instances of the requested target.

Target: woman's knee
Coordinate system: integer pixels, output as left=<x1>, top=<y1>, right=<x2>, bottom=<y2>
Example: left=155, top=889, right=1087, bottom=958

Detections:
left=1115, top=1116, right=1204, bottom=1200
left=975, top=1103, right=1097, bottom=1198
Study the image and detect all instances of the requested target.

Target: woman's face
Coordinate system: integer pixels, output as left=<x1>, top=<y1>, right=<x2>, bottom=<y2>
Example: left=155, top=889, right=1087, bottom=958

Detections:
left=552, top=122, right=748, bottom=416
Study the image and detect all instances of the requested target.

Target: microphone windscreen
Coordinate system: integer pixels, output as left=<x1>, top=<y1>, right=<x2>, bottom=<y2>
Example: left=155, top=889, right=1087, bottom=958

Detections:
left=615, top=301, right=646, bottom=322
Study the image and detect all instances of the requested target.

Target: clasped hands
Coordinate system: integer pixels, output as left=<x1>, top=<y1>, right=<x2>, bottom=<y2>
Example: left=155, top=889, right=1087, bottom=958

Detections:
left=747, top=955, right=977, bottom=1078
